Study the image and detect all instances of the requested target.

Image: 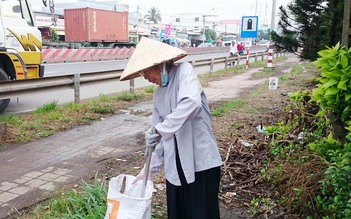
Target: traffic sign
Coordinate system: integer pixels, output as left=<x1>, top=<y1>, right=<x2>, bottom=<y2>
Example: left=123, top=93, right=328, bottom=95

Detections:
left=241, top=16, right=258, bottom=38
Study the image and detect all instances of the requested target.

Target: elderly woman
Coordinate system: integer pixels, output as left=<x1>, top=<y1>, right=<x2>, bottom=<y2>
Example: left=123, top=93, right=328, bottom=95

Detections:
left=120, top=37, right=223, bottom=219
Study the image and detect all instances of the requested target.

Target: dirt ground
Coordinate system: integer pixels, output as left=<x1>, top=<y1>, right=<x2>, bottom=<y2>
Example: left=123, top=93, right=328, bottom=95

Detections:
left=97, top=57, right=311, bottom=219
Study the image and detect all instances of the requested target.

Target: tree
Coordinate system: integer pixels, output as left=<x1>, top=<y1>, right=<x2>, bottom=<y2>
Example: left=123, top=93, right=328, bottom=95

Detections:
left=206, top=29, right=216, bottom=41
left=50, top=29, right=59, bottom=41
left=324, top=0, right=344, bottom=46
left=272, top=0, right=344, bottom=60
left=258, top=29, right=270, bottom=40
left=144, top=7, right=161, bottom=24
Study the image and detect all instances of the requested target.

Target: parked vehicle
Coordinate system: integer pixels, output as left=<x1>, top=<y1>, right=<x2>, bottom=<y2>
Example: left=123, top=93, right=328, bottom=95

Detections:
left=197, top=43, right=215, bottom=47
left=64, top=8, right=136, bottom=48
left=0, top=0, right=44, bottom=113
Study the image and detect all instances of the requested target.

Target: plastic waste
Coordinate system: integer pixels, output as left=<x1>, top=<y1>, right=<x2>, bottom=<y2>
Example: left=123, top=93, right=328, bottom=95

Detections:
left=256, top=124, right=267, bottom=134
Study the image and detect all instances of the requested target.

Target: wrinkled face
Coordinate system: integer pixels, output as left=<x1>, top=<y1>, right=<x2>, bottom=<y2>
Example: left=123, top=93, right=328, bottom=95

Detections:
left=140, top=64, right=162, bottom=85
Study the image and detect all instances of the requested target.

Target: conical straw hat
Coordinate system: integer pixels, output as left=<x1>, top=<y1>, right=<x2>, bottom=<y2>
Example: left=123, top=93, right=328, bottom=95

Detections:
left=120, top=37, right=187, bottom=81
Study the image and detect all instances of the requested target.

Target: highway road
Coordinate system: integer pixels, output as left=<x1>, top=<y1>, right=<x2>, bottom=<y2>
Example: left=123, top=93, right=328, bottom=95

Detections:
left=43, top=52, right=231, bottom=76
left=4, top=47, right=267, bottom=115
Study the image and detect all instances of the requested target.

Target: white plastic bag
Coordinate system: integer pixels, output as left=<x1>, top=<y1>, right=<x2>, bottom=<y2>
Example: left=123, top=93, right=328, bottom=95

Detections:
left=104, top=174, right=154, bottom=219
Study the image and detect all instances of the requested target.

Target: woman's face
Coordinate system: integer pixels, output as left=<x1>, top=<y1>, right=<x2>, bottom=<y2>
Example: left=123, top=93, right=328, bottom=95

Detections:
left=141, top=64, right=162, bottom=85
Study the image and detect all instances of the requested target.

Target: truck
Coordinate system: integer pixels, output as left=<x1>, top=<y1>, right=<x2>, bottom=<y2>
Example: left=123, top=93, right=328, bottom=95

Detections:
left=63, top=8, right=135, bottom=48
left=221, top=34, right=237, bottom=47
left=0, top=0, right=44, bottom=113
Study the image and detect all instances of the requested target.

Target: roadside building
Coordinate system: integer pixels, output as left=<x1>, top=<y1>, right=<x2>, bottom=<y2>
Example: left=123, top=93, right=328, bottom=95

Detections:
left=215, top=20, right=241, bottom=36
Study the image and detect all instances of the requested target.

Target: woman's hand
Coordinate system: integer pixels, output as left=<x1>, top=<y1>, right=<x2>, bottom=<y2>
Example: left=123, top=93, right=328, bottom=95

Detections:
left=145, top=127, right=161, bottom=155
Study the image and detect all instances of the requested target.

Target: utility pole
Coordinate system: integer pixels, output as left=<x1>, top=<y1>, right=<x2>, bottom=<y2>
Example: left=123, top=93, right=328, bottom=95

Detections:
left=136, top=4, right=140, bottom=43
left=202, top=8, right=216, bottom=43
left=269, top=0, right=277, bottom=43
left=341, top=0, right=351, bottom=47
left=203, top=15, right=206, bottom=43
left=130, top=4, right=140, bottom=94
left=266, top=0, right=277, bottom=68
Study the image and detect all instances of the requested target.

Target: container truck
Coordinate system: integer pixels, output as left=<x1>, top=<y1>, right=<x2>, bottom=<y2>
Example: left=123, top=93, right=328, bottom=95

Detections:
left=0, top=0, right=44, bottom=113
left=64, top=8, right=135, bottom=48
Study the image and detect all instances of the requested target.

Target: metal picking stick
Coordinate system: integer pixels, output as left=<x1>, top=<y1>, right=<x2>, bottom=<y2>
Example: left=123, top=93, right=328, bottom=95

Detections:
left=140, top=127, right=157, bottom=198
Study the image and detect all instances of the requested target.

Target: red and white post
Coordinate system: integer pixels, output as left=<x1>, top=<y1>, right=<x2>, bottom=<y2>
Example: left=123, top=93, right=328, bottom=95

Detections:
left=267, top=44, right=274, bottom=68
left=245, top=48, right=250, bottom=69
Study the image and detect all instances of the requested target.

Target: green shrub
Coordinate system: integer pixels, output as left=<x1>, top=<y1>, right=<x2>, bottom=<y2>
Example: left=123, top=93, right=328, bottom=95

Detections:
left=311, top=43, right=351, bottom=141
left=317, top=144, right=351, bottom=219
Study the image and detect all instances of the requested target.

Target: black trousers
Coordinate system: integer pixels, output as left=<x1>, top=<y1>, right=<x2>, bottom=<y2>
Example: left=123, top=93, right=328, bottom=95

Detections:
left=166, top=140, right=221, bottom=219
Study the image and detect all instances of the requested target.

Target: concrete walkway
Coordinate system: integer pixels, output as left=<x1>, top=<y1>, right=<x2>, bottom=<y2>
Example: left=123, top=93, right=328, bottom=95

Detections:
left=0, top=54, right=298, bottom=218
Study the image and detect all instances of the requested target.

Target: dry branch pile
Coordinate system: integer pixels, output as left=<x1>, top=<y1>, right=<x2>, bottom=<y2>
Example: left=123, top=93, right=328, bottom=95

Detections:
left=218, top=132, right=271, bottom=208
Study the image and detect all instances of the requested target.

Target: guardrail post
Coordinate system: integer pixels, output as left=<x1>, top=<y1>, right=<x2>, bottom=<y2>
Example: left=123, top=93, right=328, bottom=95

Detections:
left=225, top=57, right=228, bottom=70
left=266, top=45, right=274, bottom=68
left=236, top=55, right=240, bottom=68
left=261, top=52, right=264, bottom=61
left=210, top=58, right=214, bottom=72
left=74, top=74, right=80, bottom=103
left=130, top=79, right=135, bottom=93
left=191, top=60, right=196, bottom=68
left=245, top=49, right=250, bottom=69
left=255, top=53, right=258, bottom=62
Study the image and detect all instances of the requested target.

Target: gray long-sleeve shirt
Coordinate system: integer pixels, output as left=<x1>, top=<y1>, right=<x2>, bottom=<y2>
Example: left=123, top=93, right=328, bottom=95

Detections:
left=151, top=62, right=223, bottom=186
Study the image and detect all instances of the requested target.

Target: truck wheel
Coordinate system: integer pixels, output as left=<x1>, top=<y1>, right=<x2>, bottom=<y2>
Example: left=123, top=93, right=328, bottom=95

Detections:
left=0, top=68, right=10, bottom=113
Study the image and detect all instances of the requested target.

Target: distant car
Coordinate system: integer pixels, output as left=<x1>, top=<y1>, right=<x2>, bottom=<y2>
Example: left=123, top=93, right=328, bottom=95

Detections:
left=197, top=43, right=215, bottom=47
left=259, top=40, right=270, bottom=51
left=258, top=40, right=269, bottom=46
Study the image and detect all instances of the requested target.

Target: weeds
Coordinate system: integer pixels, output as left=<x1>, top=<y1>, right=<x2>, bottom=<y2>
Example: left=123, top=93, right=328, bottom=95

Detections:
left=34, top=102, right=58, bottom=114
left=249, top=197, right=275, bottom=217
left=27, top=175, right=107, bottom=219
left=254, top=68, right=275, bottom=77
left=115, top=92, right=143, bottom=101
left=1, top=90, right=148, bottom=144
left=211, top=99, right=246, bottom=117
left=143, top=86, right=156, bottom=94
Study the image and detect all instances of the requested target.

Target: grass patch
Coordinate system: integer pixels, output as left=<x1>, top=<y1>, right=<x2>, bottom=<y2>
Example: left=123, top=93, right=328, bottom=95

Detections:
left=254, top=68, right=276, bottom=77
left=1, top=89, right=151, bottom=144
left=279, top=64, right=304, bottom=82
left=0, top=114, right=22, bottom=125
left=21, top=174, right=166, bottom=219
left=211, top=99, right=246, bottom=117
left=143, top=86, right=156, bottom=94
left=25, top=175, right=107, bottom=219
left=34, top=102, right=58, bottom=114
left=115, top=92, right=143, bottom=101
left=249, top=60, right=267, bottom=68
left=198, top=66, right=245, bottom=87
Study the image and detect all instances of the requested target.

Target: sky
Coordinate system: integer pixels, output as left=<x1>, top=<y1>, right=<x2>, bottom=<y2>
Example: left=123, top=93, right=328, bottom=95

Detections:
left=118, top=0, right=292, bottom=25
left=29, top=0, right=293, bottom=27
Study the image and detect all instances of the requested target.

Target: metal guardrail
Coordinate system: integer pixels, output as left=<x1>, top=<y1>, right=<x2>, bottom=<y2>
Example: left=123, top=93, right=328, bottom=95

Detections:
left=0, top=51, right=278, bottom=102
